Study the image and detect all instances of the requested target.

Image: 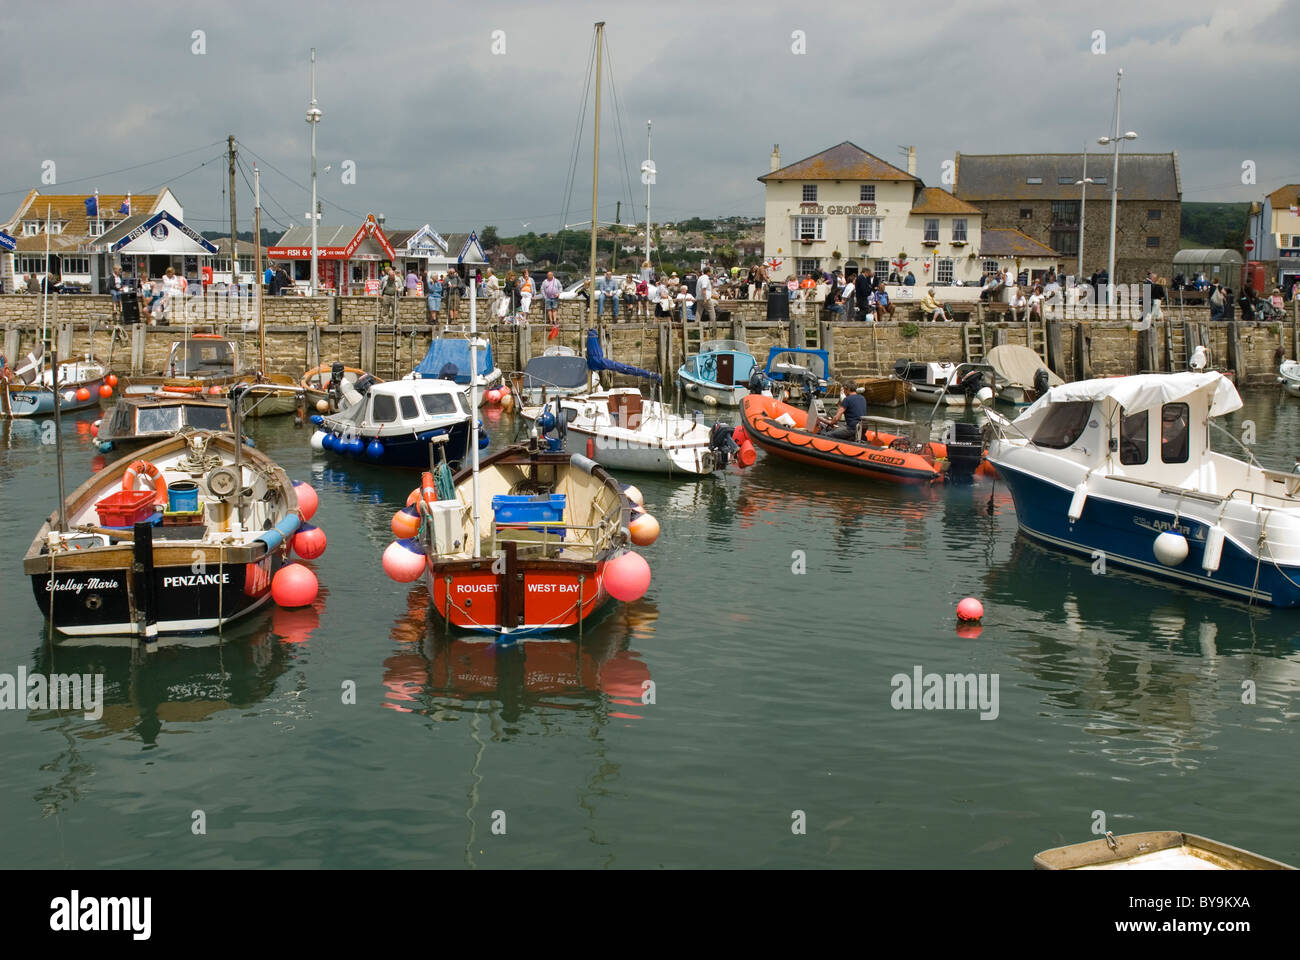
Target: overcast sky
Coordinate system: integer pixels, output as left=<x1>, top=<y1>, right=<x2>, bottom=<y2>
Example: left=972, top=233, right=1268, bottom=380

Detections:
left=1, top=0, right=1294, bottom=239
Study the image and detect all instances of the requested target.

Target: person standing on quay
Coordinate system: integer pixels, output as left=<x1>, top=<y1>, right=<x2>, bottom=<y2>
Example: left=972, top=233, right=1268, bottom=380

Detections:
left=541, top=270, right=561, bottom=326
left=427, top=272, right=444, bottom=325
left=445, top=267, right=459, bottom=322
left=519, top=268, right=534, bottom=317
left=696, top=266, right=717, bottom=324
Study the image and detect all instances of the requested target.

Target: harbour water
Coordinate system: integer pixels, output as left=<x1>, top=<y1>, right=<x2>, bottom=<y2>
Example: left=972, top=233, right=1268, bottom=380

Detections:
left=2, top=393, right=1298, bottom=869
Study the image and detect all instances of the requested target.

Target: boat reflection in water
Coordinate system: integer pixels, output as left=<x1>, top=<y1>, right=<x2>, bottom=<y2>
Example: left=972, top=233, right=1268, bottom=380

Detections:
left=382, top=584, right=656, bottom=722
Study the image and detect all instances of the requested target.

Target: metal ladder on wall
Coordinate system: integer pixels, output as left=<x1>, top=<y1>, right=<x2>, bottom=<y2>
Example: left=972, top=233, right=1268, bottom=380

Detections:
left=962, top=323, right=985, bottom=363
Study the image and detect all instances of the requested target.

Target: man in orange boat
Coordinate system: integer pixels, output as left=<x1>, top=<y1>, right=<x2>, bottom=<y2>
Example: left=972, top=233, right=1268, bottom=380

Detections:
left=821, top=382, right=865, bottom=440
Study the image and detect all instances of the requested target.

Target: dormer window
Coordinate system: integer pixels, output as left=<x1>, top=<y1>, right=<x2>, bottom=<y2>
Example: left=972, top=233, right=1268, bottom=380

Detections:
left=47, top=221, right=64, bottom=235
left=21, top=220, right=40, bottom=236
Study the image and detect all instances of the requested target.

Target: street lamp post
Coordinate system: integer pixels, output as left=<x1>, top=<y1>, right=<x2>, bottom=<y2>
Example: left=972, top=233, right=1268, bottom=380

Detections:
left=1097, top=69, right=1137, bottom=310
left=306, top=48, right=322, bottom=296
left=1074, top=148, right=1094, bottom=282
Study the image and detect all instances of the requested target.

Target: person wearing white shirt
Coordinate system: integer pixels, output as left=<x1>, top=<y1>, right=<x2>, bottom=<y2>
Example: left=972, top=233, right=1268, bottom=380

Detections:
left=695, top=267, right=716, bottom=323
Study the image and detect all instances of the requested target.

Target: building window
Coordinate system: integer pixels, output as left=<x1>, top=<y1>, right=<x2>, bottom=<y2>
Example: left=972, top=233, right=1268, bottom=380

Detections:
left=936, top=258, right=954, bottom=285
left=796, top=258, right=820, bottom=276
left=1050, top=200, right=1080, bottom=224
left=239, top=257, right=254, bottom=273
left=1147, top=209, right=1161, bottom=220
left=850, top=217, right=881, bottom=241
left=797, top=216, right=824, bottom=241
left=47, top=221, right=64, bottom=235
left=61, top=257, right=89, bottom=274
left=1146, top=236, right=1160, bottom=248
left=1282, top=234, right=1290, bottom=247
left=802, top=184, right=818, bottom=202
left=18, top=256, right=47, bottom=274
left=875, top=259, right=891, bottom=278
left=21, top=220, right=40, bottom=236
left=952, top=219, right=967, bottom=242
left=1051, top=230, right=1079, bottom=256
left=1092, top=176, right=1107, bottom=185
left=1058, top=176, right=1075, bottom=185
left=214, top=258, right=231, bottom=273
left=1019, top=208, right=1033, bottom=220
left=923, top=219, right=939, bottom=242
left=1293, top=235, right=1300, bottom=248
left=1026, top=177, right=1043, bottom=184
left=859, top=185, right=875, bottom=202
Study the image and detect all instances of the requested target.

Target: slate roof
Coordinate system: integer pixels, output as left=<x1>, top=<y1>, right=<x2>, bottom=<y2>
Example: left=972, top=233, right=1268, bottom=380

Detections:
left=979, top=228, right=1058, bottom=258
left=955, top=153, right=1180, bottom=202
left=759, top=142, right=918, bottom=183
left=910, top=187, right=981, bottom=216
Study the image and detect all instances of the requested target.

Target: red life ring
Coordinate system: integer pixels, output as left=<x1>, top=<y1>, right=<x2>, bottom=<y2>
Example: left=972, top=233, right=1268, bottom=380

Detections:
left=122, top=459, right=169, bottom=507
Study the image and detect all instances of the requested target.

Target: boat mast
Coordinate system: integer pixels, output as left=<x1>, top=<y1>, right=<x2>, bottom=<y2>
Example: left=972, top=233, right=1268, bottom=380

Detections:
left=644, top=120, right=652, bottom=270
left=307, top=48, right=321, bottom=297
left=254, top=164, right=265, bottom=371
left=469, top=273, right=481, bottom=559
left=228, top=134, right=238, bottom=309
left=45, top=204, right=67, bottom=533
left=586, top=21, right=604, bottom=334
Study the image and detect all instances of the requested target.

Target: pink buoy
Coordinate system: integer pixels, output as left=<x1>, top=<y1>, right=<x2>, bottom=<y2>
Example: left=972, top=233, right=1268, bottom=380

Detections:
left=383, top=538, right=427, bottom=583
left=293, top=481, right=319, bottom=522
left=292, top=523, right=327, bottom=559
left=621, top=484, right=644, bottom=509
left=391, top=505, right=421, bottom=539
left=271, top=563, right=319, bottom=608
left=604, top=551, right=651, bottom=602
left=629, top=513, right=660, bottom=546
left=486, top=388, right=502, bottom=404
left=956, top=597, right=984, bottom=622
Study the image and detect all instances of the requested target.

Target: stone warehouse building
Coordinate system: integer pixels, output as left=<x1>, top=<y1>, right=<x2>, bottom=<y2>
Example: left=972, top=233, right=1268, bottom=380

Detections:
left=953, top=152, right=1181, bottom=284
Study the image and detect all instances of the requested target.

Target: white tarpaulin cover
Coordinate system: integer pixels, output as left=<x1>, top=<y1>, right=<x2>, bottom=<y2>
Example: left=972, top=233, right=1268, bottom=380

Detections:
left=1011, top=372, right=1242, bottom=432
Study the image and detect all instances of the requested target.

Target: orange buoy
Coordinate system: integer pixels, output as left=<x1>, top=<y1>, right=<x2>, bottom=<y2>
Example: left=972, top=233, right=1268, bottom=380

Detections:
left=391, top=506, right=421, bottom=539
left=75, top=387, right=91, bottom=402
left=629, top=513, right=660, bottom=546
left=105, top=373, right=119, bottom=387
left=98, top=383, right=113, bottom=398
left=271, top=563, right=319, bottom=607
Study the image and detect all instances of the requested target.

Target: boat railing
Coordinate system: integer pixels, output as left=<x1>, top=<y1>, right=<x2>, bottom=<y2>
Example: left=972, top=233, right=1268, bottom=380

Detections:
left=489, top=500, right=623, bottom=558
left=1100, top=473, right=1226, bottom=505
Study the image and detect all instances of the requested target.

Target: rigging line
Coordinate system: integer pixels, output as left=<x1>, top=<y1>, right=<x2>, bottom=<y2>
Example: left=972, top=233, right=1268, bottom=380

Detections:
left=602, top=33, right=640, bottom=240
left=237, top=140, right=365, bottom=220
left=236, top=156, right=291, bottom=232
left=134, top=152, right=226, bottom=197
left=558, top=31, right=597, bottom=267
left=0, top=139, right=228, bottom=198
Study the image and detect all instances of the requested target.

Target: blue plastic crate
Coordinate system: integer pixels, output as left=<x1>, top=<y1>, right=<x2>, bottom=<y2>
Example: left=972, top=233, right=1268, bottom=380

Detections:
left=491, top=493, right=566, bottom=524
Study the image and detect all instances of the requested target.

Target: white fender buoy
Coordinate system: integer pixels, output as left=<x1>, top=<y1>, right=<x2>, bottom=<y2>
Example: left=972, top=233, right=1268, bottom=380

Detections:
left=1154, top=530, right=1189, bottom=566
left=1067, top=482, right=1088, bottom=522
left=1202, top=524, right=1225, bottom=572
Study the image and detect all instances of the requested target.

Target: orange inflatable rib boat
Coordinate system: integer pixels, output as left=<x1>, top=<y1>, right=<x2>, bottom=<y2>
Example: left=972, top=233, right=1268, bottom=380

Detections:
left=740, top=394, right=994, bottom=484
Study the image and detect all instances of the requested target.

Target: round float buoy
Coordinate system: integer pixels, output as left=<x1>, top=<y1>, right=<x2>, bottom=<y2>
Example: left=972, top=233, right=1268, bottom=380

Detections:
left=605, top=551, right=651, bottom=602
left=90, top=419, right=101, bottom=438
left=271, top=563, right=319, bottom=608
left=391, top=506, right=421, bottom=539
left=629, top=513, right=660, bottom=546
left=292, top=523, right=327, bottom=559
left=208, top=386, right=223, bottom=395
left=75, top=387, right=91, bottom=402
left=383, top=538, right=427, bottom=582
left=703, top=395, right=718, bottom=407
left=105, top=373, right=119, bottom=388
left=1153, top=531, right=1189, bottom=566
left=621, top=484, right=644, bottom=509
left=321, top=432, right=335, bottom=451
left=98, top=383, right=113, bottom=398
left=956, top=597, right=984, bottom=621
left=366, top=439, right=385, bottom=459
left=316, top=399, right=329, bottom=413
left=486, top=388, right=501, bottom=404
left=347, top=437, right=366, bottom=456
left=293, top=480, right=319, bottom=522
left=310, top=430, right=326, bottom=451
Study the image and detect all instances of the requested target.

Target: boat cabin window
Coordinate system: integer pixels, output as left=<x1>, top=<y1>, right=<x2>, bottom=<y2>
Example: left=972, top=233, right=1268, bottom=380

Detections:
left=1119, top=410, right=1148, bottom=465
left=170, top=340, right=236, bottom=374
left=421, top=393, right=458, bottom=416
left=371, top=393, right=398, bottom=423
left=1031, top=400, right=1091, bottom=449
left=186, top=405, right=231, bottom=431
left=1161, top=403, right=1190, bottom=464
left=399, top=395, right=419, bottom=420
left=136, top=406, right=182, bottom=433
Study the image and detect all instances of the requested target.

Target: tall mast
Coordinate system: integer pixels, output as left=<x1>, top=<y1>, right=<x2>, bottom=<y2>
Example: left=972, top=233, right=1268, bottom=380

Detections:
left=645, top=120, right=652, bottom=269
left=469, top=272, right=480, bottom=559
left=1107, top=69, right=1122, bottom=309
left=46, top=204, right=66, bottom=532
left=254, top=164, right=265, bottom=371
left=307, top=48, right=321, bottom=297
left=587, top=22, right=604, bottom=331
left=227, top=134, right=238, bottom=293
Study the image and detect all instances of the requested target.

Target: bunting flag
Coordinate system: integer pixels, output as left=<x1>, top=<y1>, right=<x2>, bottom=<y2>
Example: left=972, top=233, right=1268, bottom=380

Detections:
left=84, top=194, right=98, bottom=216
left=14, top=341, right=45, bottom=385
left=119, top=195, right=131, bottom=215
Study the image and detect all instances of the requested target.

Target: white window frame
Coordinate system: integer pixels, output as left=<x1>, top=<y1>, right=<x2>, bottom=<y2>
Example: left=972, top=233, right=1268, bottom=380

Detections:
left=850, top=217, right=882, bottom=241
left=983, top=260, right=999, bottom=275
left=936, top=258, right=954, bottom=285
left=61, top=257, right=90, bottom=275
left=18, top=256, right=47, bottom=274
left=875, top=259, right=891, bottom=278
left=21, top=220, right=40, bottom=236
left=47, top=221, right=64, bottom=236
left=796, top=258, right=820, bottom=276
left=859, top=185, right=875, bottom=202
left=802, top=184, right=818, bottom=202
left=923, top=219, right=940, bottom=242
left=952, top=218, right=968, bottom=243
left=796, top=216, right=824, bottom=241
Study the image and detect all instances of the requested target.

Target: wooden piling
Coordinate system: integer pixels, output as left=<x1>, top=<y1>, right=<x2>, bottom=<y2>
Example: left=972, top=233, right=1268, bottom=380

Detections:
left=1045, top=320, right=1063, bottom=376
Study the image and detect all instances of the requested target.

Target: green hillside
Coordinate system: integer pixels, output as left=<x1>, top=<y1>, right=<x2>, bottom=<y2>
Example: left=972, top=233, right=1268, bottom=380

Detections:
left=1181, top=202, right=1249, bottom=251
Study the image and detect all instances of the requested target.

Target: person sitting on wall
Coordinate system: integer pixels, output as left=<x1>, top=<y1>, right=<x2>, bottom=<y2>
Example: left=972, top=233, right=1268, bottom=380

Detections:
left=980, top=270, right=1005, bottom=303
left=920, top=287, right=947, bottom=322
left=872, top=286, right=894, bottom=318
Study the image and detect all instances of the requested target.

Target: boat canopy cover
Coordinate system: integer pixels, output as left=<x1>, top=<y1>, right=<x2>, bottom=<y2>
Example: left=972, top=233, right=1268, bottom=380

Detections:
left=1013, top=372, right=1242, bottom=433
left=585, top=329, right=662, bottom=382
left=522, top=354, right=590, bottom=390
left=413, top=339, right=494, bottom=383
left=764, top=346, right=830, bottom=381
left=985, top=344, right=1063, bottom=388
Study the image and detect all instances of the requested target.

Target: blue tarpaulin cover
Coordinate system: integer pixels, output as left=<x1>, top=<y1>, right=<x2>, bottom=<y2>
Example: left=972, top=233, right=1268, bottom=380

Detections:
left=412, top=339, right=494, bottom=383
left=585, top=329, right=662, bottom=382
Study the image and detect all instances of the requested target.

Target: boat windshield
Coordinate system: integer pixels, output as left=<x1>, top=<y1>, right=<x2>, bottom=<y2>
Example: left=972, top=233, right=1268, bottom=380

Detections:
left=1031, top=400, right=1092, bottom=449
left=186, top=405, right=232, bottom=431
left=768, top=350, right=827, bottom=381
left=168, top=339, right=236, bottom=376
left=136, top=406, right=183, bottom=433
left=421, top=392, right=459, bottom=415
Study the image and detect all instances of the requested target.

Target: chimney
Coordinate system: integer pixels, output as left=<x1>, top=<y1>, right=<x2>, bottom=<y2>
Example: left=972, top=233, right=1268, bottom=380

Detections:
left=770, top=144, right=781, bottom=173
left=907, top=146, right=916, bottom=177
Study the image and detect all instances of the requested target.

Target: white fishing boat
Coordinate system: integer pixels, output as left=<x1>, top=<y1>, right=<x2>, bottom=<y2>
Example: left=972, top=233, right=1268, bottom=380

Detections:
left=522, top=387, right=722, bottom=475
left=895, top=359, right=997, bottom=406
left=1279, top=359, right=1300, bottom=398
left=1035, top=831, right=1294, bottom=870
left=986, top=371, right=1300, bottom=607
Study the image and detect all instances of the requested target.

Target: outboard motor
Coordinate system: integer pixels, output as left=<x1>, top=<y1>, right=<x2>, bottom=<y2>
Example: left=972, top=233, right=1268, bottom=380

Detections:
left=958, top=369, right=984, bottom=397
left=893, top=358, right=912, bottom=378
left=353, top=373, right=377, bottom=396
left=709, top=421, right=740, bottom=468
left=1032, top=368, right=1051, bottom=399
left=946, top=421, right=983, bottom=484
left=536, top=397, right=567, bottom=452
left=747, top=366, right=767, bottom=395
left=327, top=361, right=345, bottom=392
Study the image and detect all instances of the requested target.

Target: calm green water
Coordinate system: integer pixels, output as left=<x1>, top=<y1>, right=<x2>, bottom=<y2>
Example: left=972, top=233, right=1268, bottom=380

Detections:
left=2, top=392, right=1298, bottom=869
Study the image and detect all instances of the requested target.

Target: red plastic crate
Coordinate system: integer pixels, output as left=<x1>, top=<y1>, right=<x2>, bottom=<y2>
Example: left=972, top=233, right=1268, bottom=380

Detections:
left=95, top=489, right=158, bottom=527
